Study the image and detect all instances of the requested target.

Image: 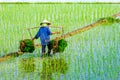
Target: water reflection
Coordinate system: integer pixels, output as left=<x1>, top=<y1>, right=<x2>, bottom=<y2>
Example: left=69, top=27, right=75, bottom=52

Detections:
left=19, top=58, right=36, bottom=73
left=18, top=57, right=68, bottom=80
left=41, top=58, right=68, bottom=80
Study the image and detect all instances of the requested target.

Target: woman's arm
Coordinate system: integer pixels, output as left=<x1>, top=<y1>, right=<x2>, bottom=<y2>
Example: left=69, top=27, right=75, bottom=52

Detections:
left=32, top=28, right=41, bottom=41
left=52, top=31, right=60, bottom=35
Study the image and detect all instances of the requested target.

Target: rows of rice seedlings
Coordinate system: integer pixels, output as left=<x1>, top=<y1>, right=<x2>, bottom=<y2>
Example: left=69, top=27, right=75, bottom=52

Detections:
left=1, top=23, right=120, bottom=80
left=65, top=23, right=120, bottom=80
left=0, top=3, right=120, bottom=80
left=0, top=3, right=120, bottom=56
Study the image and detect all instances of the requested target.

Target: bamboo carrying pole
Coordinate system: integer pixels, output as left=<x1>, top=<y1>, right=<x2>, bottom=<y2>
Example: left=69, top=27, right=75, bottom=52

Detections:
left=26, top=26, right=62, bottom=38
left=26, top=26, right=63, bottom=48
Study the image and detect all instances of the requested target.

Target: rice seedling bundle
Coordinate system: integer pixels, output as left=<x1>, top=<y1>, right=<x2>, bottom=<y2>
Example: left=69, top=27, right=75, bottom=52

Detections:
left=20, top=39, right=35, bottom=53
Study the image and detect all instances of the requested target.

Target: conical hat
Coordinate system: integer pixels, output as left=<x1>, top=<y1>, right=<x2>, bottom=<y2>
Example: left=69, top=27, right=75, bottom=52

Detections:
left=40, top=19, right=51, bottom=25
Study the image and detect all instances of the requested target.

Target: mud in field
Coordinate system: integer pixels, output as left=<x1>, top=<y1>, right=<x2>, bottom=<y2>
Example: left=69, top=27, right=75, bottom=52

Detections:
left=0, top=52, right=24, bottom=62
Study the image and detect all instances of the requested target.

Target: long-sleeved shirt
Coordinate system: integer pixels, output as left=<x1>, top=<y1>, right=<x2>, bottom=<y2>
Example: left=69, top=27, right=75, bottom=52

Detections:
left=34, top=26, right=52, bottom=45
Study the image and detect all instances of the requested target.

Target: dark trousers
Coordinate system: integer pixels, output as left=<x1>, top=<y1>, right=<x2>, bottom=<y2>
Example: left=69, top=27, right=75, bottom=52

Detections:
left=42, top=43, right=52, bottom=55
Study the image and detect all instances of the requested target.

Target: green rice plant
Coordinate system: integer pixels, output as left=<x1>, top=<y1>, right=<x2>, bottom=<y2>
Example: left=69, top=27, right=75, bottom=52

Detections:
left=49, top=39, right=67, bottom=53
left=19, top=58, right=36, bottom=73
left=20, top=39, right=35, bottom=53
left=99, top=17, right=120, bottom=23
left=0, top=3, right=120, bottom=80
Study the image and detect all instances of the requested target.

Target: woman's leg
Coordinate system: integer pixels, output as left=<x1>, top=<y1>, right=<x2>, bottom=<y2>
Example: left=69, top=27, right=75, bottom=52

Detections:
left=47, top=42, right=52, bottom=55
left=41, top=45, right=46, bottom=56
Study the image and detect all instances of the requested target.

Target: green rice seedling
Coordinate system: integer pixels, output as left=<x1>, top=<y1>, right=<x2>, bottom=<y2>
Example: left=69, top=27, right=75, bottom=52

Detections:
left=98, top=17, right=120, bottom=23
left=41, top=58, right=68, bottom=80
left=49, top=39, right=68, bottom=53
left=20, top=39, right=35, bottom=53
left=19, top=58, right=36, bottom=73
left=0, top=3, right=120, bottom=80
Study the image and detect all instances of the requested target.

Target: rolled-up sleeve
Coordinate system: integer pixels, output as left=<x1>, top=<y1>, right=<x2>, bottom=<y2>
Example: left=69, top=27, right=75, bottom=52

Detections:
left=47, top=28, right=52, bottom=35
left=34, top=29, right=41, bottom=39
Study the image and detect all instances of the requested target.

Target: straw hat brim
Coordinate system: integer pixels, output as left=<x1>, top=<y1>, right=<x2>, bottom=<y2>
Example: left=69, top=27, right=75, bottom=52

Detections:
left=40, top=22, right=51, bottom=25
left=40, top=20, right=51, bottom=25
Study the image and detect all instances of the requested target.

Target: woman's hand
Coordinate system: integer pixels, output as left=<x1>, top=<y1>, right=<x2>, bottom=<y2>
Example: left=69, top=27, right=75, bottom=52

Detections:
left=52, top=31, right=60, bottom=35
left=56, top=31, right=60, bottom=34
left=32, top=38, right=35, bottom=41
